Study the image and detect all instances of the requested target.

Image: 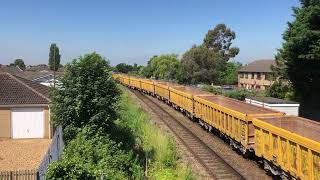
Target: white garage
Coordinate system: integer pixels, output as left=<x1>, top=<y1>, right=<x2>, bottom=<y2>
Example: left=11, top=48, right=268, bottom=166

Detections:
left=11, top=108, right=44, bottom=139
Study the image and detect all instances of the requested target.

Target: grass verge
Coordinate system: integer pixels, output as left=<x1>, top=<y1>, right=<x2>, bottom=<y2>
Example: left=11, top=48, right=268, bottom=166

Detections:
left=116, top=89, right=196, bottom=180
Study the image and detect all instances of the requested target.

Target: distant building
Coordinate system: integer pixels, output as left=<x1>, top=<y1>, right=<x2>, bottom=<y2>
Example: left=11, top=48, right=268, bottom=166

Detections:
left=0, top=65, right=62, bottom=87
left=238, top=59, right=275, bottom=90
left=245, top=96, right=300, bottom=116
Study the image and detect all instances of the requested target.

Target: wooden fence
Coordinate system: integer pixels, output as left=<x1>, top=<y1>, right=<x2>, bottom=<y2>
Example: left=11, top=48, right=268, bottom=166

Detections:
left=0, top=169, right=38, bottom=180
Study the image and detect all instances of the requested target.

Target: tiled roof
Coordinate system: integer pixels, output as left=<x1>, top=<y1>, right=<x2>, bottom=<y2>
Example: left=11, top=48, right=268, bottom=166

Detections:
left=0, top=73, right=50, bottom=105
left=0, top=66, right=23, bottom=75
left=239, top=59, right=275, bottom=73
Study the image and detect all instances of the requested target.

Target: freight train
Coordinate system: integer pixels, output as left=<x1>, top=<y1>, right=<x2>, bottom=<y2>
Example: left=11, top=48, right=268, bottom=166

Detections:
left=112, top=73, right=320, bottom=180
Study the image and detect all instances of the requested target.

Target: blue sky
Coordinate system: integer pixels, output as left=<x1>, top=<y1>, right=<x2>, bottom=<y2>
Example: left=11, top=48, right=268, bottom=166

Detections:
left=0, top=0, right=299, bottom=66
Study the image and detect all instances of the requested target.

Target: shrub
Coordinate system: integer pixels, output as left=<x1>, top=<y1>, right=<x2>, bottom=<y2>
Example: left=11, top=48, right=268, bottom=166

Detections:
left=50, top=52, right=120, bottom=142
left=46, top=126, right=143, bottom=180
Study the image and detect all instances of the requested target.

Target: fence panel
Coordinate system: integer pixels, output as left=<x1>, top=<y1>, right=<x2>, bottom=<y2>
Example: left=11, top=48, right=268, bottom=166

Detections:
left=37, top=126, right=64, bottom=180
left=0, top=170, right=37, bottom=180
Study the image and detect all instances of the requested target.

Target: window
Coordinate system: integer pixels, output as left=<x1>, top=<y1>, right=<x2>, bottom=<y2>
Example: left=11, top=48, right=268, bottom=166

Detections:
left=245, top=73, right=248, bottom=79
left=251, top=73, right=254, bottom=79
left=257, top=72, right=261, bottom=80
left=256, top=85, right=261, bottom=89
left=240, top=73, right=244, bottom=78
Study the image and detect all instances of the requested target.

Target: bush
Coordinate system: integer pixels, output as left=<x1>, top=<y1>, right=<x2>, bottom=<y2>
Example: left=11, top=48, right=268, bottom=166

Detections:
left=50, top=52, right=120, bottom=142
left=203, top=85, right=264, bottom=100
left=265, top=81, right=293, bottom=99
left=46, top=126, right=143, bottom=180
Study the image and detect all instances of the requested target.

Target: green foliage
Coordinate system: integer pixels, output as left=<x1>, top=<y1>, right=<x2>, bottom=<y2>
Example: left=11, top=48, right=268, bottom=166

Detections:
left=220, top=62, right=242, bottom=85
left=10, top=59, right=26, bottom=70
left=203, top=23, right=240, bottom=60
left=115, top=63, right=141, bottom=74
left=117, top=91, right=196, bottom=179
left=179, top=24, right=239, bottom=84
left=273, top=0, right=320, bottom=104
left=49, top=43, right=61, bottom=71
left=46, top=127, right=143, bottom=180
left=179, top=45, right=226, bottom=84
left=50, top=52, right=120, bottom=141
left=140, top=54, right=180, bottom=80
left=265, top=81, right=294, bottom=99
left=203, top=85, right=263, bottom=101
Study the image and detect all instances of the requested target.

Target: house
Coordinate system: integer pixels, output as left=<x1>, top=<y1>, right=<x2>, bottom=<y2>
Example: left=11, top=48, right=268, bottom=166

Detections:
left=21, top=71, right=61, bottom=87
left=0, top=73, right=51, bottom=139
left=238, top=59, right=275, bottom=90
left=0, top=65, right=62, bottom=87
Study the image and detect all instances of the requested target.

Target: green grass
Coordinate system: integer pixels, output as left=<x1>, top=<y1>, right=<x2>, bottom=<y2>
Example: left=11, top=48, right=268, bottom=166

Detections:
left=117, top=90, right=196, bottom=180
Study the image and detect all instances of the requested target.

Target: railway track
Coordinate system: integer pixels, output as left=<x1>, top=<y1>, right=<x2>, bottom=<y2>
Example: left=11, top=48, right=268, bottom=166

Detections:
left=132, top=90, right=245, bottom=180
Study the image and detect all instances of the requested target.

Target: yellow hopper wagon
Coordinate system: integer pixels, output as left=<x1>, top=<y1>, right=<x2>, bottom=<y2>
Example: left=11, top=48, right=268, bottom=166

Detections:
left=129, top=77, right=142, bottom=90
left=140, top=79, right=155, bottom=95
left=193, top=95, right=284, bottom=156
left=252, top=116, right=320, bottom=179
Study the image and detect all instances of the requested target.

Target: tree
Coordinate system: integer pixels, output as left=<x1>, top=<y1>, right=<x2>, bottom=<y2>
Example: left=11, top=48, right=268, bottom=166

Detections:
left=50, top=52, right=120, bottom=141
left=49, top=43, right=61, bottom=71
left=203, top=23, right=240, bottom=61
left=10, top=59, right=26, bottom=70
left=179, top=45, right=226, bottom=84
left=266, top=81, right=293, bottom=99
left=179, top=24, right=239, bottom=84
left=272, top=0, right=320, bottom=111
left=115, top=63, right=134, bottom=73
left=220, top=62, right=242, bottom=85
left=148, top=54, right=180, bottom=80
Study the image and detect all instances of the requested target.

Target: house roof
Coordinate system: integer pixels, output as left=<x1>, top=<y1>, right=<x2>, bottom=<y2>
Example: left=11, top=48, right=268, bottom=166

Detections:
left=19, top=71, right=59, bottom=81
left=239, top=59, right=275, bottom=73
left=0, top=73, right=50, bottom=106
left=0, top=66, right=23, bottom=75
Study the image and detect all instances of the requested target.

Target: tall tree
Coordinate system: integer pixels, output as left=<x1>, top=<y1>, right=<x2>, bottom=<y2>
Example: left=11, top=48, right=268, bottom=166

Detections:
left=203, top=23, right=240, bottom=61
left=49, top=43, right=61, bottom=71
left=180, top=24, right=239, bottom=84
left=179, top=45, right=225, bottom=84
left=50, top=53, right=120, bottom=141
left=10, top=59, right=26, bottom=70
left=273, top=0, right=320, bottom=115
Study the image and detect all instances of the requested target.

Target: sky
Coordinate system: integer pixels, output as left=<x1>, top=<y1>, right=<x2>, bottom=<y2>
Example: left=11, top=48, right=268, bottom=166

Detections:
left=0, top=0, right=299, bottom=66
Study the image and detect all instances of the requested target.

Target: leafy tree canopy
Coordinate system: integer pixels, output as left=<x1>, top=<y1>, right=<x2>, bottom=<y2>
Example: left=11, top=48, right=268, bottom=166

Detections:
left=10, top=59, right=26, bottom=70
left=50, top=52, right=120, bottom=141
left=179, top=24, right=239, bottom=84
left=220, top=62, right=242, bottom=85
left=49, top=43, right=61, bottom=71
left=273, top=0, right=320, bottom=105
left=203, top=23, right=240, bottom=61
left=147, top=54, right=180, bottom=80
left=179, top=45, right=226, bottom=84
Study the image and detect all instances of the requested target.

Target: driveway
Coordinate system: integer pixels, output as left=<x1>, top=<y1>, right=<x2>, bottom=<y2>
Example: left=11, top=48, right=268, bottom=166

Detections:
left=0, top=138, right=51, bottom=171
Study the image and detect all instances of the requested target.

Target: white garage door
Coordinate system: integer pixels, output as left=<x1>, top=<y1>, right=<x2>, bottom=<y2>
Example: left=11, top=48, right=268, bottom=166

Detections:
left=11, top=108, right=44, bottom=139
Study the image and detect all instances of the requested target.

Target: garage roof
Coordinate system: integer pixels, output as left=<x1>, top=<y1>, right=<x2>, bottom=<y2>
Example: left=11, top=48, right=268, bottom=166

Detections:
left=0, top=73, right=50, bottom=106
